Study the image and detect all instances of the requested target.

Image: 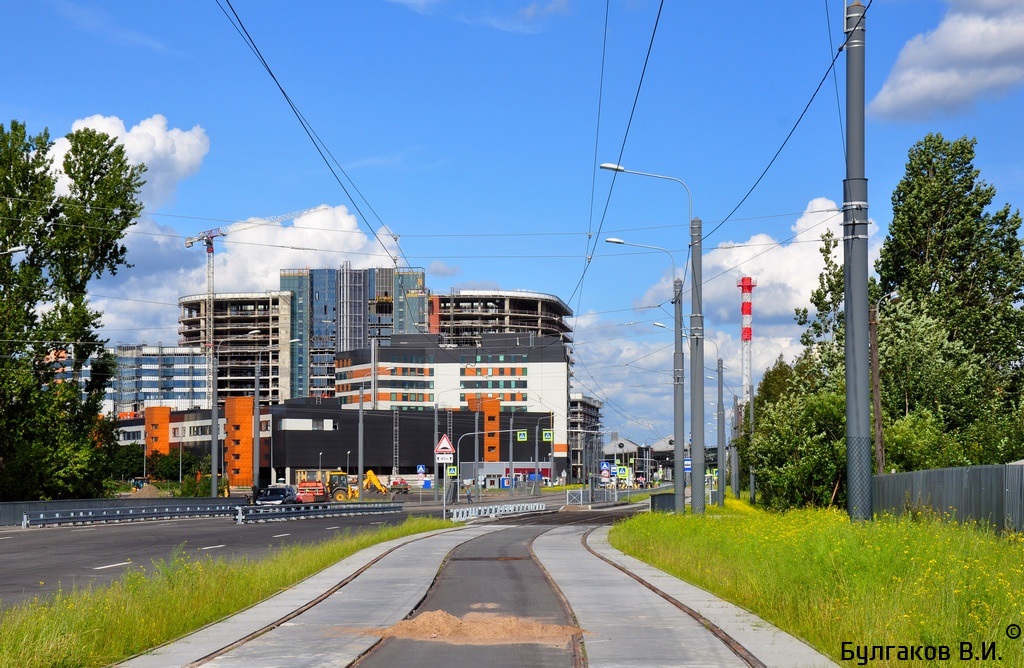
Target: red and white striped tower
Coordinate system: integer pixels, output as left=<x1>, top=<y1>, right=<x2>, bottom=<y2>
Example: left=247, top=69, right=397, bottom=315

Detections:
left=737, top=277, right=757, bottom=407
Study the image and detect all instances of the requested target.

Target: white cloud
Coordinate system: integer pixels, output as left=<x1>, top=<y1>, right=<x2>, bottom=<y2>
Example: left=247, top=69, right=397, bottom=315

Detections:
left=428, top=260, right=461, bottom=277
left=92, top=204, right=397, bottom=342
left=869, top=0, right=1024, bottom=119
left=50, top=114, right=209, bottom=209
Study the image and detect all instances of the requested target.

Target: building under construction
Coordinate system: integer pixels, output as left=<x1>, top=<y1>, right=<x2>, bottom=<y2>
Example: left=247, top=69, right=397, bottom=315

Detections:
left=177, top=291, right=295, bottom=407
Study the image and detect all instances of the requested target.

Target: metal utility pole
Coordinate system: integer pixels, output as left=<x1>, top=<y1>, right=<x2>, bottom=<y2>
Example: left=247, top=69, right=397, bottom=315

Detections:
left=844, top=1, right=871, bottom=521
left=673, top=276, right=686, bottom=515
left=690, top=217, right=705, bottom=514
left=717, top=357, right=725, bottom=507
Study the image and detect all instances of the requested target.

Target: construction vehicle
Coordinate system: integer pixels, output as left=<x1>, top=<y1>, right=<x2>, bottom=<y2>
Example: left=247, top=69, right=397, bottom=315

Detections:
left=362, top=470, right=389, bottom=496
left=325, top=470, right=358, bottom=501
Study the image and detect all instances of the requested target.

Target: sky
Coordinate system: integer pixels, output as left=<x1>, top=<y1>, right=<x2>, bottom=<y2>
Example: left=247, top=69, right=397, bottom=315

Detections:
left=4, top=0, right=1024, bottom=445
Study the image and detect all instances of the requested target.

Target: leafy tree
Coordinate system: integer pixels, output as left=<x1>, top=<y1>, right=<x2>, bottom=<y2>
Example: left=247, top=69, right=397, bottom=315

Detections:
left=0, top=120, right=145, bottom=501
left=794, top=230, right=846, bottom=384
left=747, top=390, right=846, bottom=510
left=877, top=133, right=1024, bottom=375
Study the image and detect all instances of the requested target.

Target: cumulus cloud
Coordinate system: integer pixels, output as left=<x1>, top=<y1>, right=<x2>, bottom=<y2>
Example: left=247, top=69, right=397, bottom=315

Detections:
left=869, top=0, right=1024, bottom=119
left=50, top=114, right=209, bottom=209
left=428, top=260, right=461, bottom=278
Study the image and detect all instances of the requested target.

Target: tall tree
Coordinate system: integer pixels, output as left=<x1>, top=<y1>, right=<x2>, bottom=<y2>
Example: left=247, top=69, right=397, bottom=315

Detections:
left=876, top=133, right=1024, bottom=374
left=1, top=120, right=145, bottom=500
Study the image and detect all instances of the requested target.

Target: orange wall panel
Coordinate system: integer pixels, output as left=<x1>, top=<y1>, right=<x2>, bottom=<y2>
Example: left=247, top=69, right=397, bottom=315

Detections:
left=143, top=406, right=172, bottom=457
left=224, top=396, right=255, bottom=487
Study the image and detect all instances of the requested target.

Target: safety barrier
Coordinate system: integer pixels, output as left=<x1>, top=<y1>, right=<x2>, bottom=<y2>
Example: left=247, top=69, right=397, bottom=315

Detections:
left=22, top=503, right=238, bottom=528
left=21, top=501, right=404, bottom=527
left=235, top=502, right=403, bottom=524
left=448, top=502, right=546, bottom=521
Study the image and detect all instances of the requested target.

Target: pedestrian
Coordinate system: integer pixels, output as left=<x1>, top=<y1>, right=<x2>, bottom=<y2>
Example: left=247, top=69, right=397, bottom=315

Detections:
left=466, top=484, right=473, bottom=504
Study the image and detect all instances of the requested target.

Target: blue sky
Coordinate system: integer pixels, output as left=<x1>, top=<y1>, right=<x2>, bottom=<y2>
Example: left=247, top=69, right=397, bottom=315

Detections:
left=5, top=0, right=1024, bottom=444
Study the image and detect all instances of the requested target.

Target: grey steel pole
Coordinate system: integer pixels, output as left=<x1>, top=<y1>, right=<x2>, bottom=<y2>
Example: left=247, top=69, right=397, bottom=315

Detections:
left=474, top=410, right=480, bottom=487
left=253, top=354, right=260, bottom=492
left=673, top=277, right=686, bottom=514
left=433, top=403, right=439, bottom=501
left=690, top=216, right=705, bottom=514
left=210, top=352, right=218, bottom=497
left=732, top=395, right=740, bottom=499
left=717, top=357, right=725, bottom=507
left=844, top=1, right=871, bottom=521
left=358, top=386, right=364, bottom=501
left=508, top=415, right=515, bottom=498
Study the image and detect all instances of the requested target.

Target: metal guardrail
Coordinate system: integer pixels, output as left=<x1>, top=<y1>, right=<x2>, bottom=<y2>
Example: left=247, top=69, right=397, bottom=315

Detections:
left=22, top=502, right=405, bottom=528
left=22, top=503, right=238, bottom=528
left=235, top=502, right=403, bottom=524
left=448, top=502, right=546, bottom=521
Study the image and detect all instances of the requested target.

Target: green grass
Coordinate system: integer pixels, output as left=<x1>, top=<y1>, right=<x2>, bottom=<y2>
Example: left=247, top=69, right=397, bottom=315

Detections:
left=609, top=501, right=1024, bottom=667
left=0, top=517, right=450, bottom=668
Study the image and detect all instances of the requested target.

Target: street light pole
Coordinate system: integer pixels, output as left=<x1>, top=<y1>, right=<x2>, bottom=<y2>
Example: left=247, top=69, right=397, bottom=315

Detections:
left=604, top=236, right=685, bottom=514
left=601, top=162, right=695, bottom=514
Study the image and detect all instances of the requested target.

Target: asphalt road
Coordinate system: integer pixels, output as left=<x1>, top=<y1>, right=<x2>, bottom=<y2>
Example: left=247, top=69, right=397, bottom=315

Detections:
left=0, top=511, right=416, bottom=610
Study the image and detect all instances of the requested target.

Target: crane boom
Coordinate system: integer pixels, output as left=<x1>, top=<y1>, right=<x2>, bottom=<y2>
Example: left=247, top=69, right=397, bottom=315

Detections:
left=185, top=204, right=330, bottom=409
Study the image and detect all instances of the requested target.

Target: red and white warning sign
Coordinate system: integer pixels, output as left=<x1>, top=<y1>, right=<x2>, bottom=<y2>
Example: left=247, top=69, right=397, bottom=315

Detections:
left=434, top=434, right=455, bottom=454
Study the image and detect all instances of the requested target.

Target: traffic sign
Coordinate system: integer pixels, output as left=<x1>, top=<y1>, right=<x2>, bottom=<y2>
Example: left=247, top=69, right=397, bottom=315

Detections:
left=542, top=429, right=553, bottom=442
left=416, top=464, right=426, bottom=474
left=435, top=453, right=453, bottom=463
left=435, top=434, right=455, bottom=454
left=683, top=457, right=692, bottom=473
left=516, top=430, right=528, bottom=441
left=447, top=466, right=458, bottom=478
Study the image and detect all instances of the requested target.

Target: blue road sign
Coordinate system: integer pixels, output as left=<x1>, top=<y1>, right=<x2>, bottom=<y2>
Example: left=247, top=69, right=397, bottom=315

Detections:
left=416, top=464, right=426, bottom=474
left=683, top=457, right=692, bottom=473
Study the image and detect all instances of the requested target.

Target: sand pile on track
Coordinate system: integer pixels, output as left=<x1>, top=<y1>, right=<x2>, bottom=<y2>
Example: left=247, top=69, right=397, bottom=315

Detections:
left=356, top=610, right=584, bottom=646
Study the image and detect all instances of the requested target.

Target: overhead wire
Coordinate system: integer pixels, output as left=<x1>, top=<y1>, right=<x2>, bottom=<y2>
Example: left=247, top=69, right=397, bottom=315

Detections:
left=215, top=0, right=403, bottom=267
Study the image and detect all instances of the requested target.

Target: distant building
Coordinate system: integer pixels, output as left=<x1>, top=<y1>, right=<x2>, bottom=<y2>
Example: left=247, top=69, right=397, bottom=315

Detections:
left=109, top=344, right=207, bottom=419
left=177, top=291, right=296, bottom=407
left=279, top=263, right=429, bottom=399
left=334, top=332, right=572, bottom=475
left=431, top=289, right=573, bottom=346
left=568, top=393, right=603, bottom=483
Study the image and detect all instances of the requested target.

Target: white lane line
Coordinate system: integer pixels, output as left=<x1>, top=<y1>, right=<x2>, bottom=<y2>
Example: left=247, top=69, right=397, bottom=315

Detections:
left=94, top=561, right=131, bottom=570
left=272, top=533, right=290, bottom=538
left=200, top=544, right=226, bottom=550
left=0, top=536, right=12, bottom=540
left=325, top=526, right=340, bottom=530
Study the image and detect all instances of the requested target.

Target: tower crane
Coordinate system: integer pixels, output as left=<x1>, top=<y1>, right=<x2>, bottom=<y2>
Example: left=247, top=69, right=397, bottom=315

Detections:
left=185, top=204, right=329, bottom=408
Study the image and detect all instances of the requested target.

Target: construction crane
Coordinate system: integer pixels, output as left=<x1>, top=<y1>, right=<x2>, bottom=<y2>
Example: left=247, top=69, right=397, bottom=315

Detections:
left=185, top=204, right=329, bottom=408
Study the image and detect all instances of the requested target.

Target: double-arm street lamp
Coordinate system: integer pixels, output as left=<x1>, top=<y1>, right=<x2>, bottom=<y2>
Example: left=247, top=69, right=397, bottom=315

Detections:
left=602, top=162, right=702, bottom=513
left=604, top=236, right=685, bottom=514
left=210, top=329, right=259, bottom=497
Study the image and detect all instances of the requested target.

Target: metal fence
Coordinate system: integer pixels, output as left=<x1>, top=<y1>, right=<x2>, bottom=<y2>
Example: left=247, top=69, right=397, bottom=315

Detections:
left=447, top=502, right=546, bottom=522
left=1, top=498, right=234, bottom=527
left=872, top=464, right=1024, bottom=532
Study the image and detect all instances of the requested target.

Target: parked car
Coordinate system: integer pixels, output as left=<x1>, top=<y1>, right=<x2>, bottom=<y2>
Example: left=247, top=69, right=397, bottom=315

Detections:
left=255, top=486, right=298, bottom=505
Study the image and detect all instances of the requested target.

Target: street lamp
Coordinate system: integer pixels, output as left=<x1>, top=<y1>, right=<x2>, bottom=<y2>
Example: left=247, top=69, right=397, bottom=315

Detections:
left=319, top=451, right=323, bottom=482
left=1, top=245, right=27, bottom=256
left=602, top=162, right=702, bottom=513
left=347, top=450, right=351, bottom=473
left=604, top=236, right=685, bottom=514
left=210, top=329, right=259, bottom=497
left=870, top=291, right=899, bottom=475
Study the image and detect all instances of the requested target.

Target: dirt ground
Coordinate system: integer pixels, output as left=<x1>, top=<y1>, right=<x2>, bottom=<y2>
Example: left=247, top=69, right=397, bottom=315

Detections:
left=345, top=609, right=584, bottom=647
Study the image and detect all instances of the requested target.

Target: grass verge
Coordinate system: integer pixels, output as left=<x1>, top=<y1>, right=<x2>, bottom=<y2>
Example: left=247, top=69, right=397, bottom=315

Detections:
left=0, top=516, right=450, bottom=668
left=609, top=501, right=1024, bottom=667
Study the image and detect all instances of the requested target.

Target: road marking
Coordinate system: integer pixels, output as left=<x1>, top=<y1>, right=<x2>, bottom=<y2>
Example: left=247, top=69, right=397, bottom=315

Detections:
left=94, top=561, right=131, bottom=570
left=325, top=526, right=340, bottom=530
left=0, top=536, right=12, bottom=540
left=200, top=544, right=226, bottom=550
left=272, top=533, right=290, bottom=538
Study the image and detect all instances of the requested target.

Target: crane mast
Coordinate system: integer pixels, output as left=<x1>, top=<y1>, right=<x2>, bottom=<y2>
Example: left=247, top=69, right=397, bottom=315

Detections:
left=185, top=205, right=329, bottom=410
